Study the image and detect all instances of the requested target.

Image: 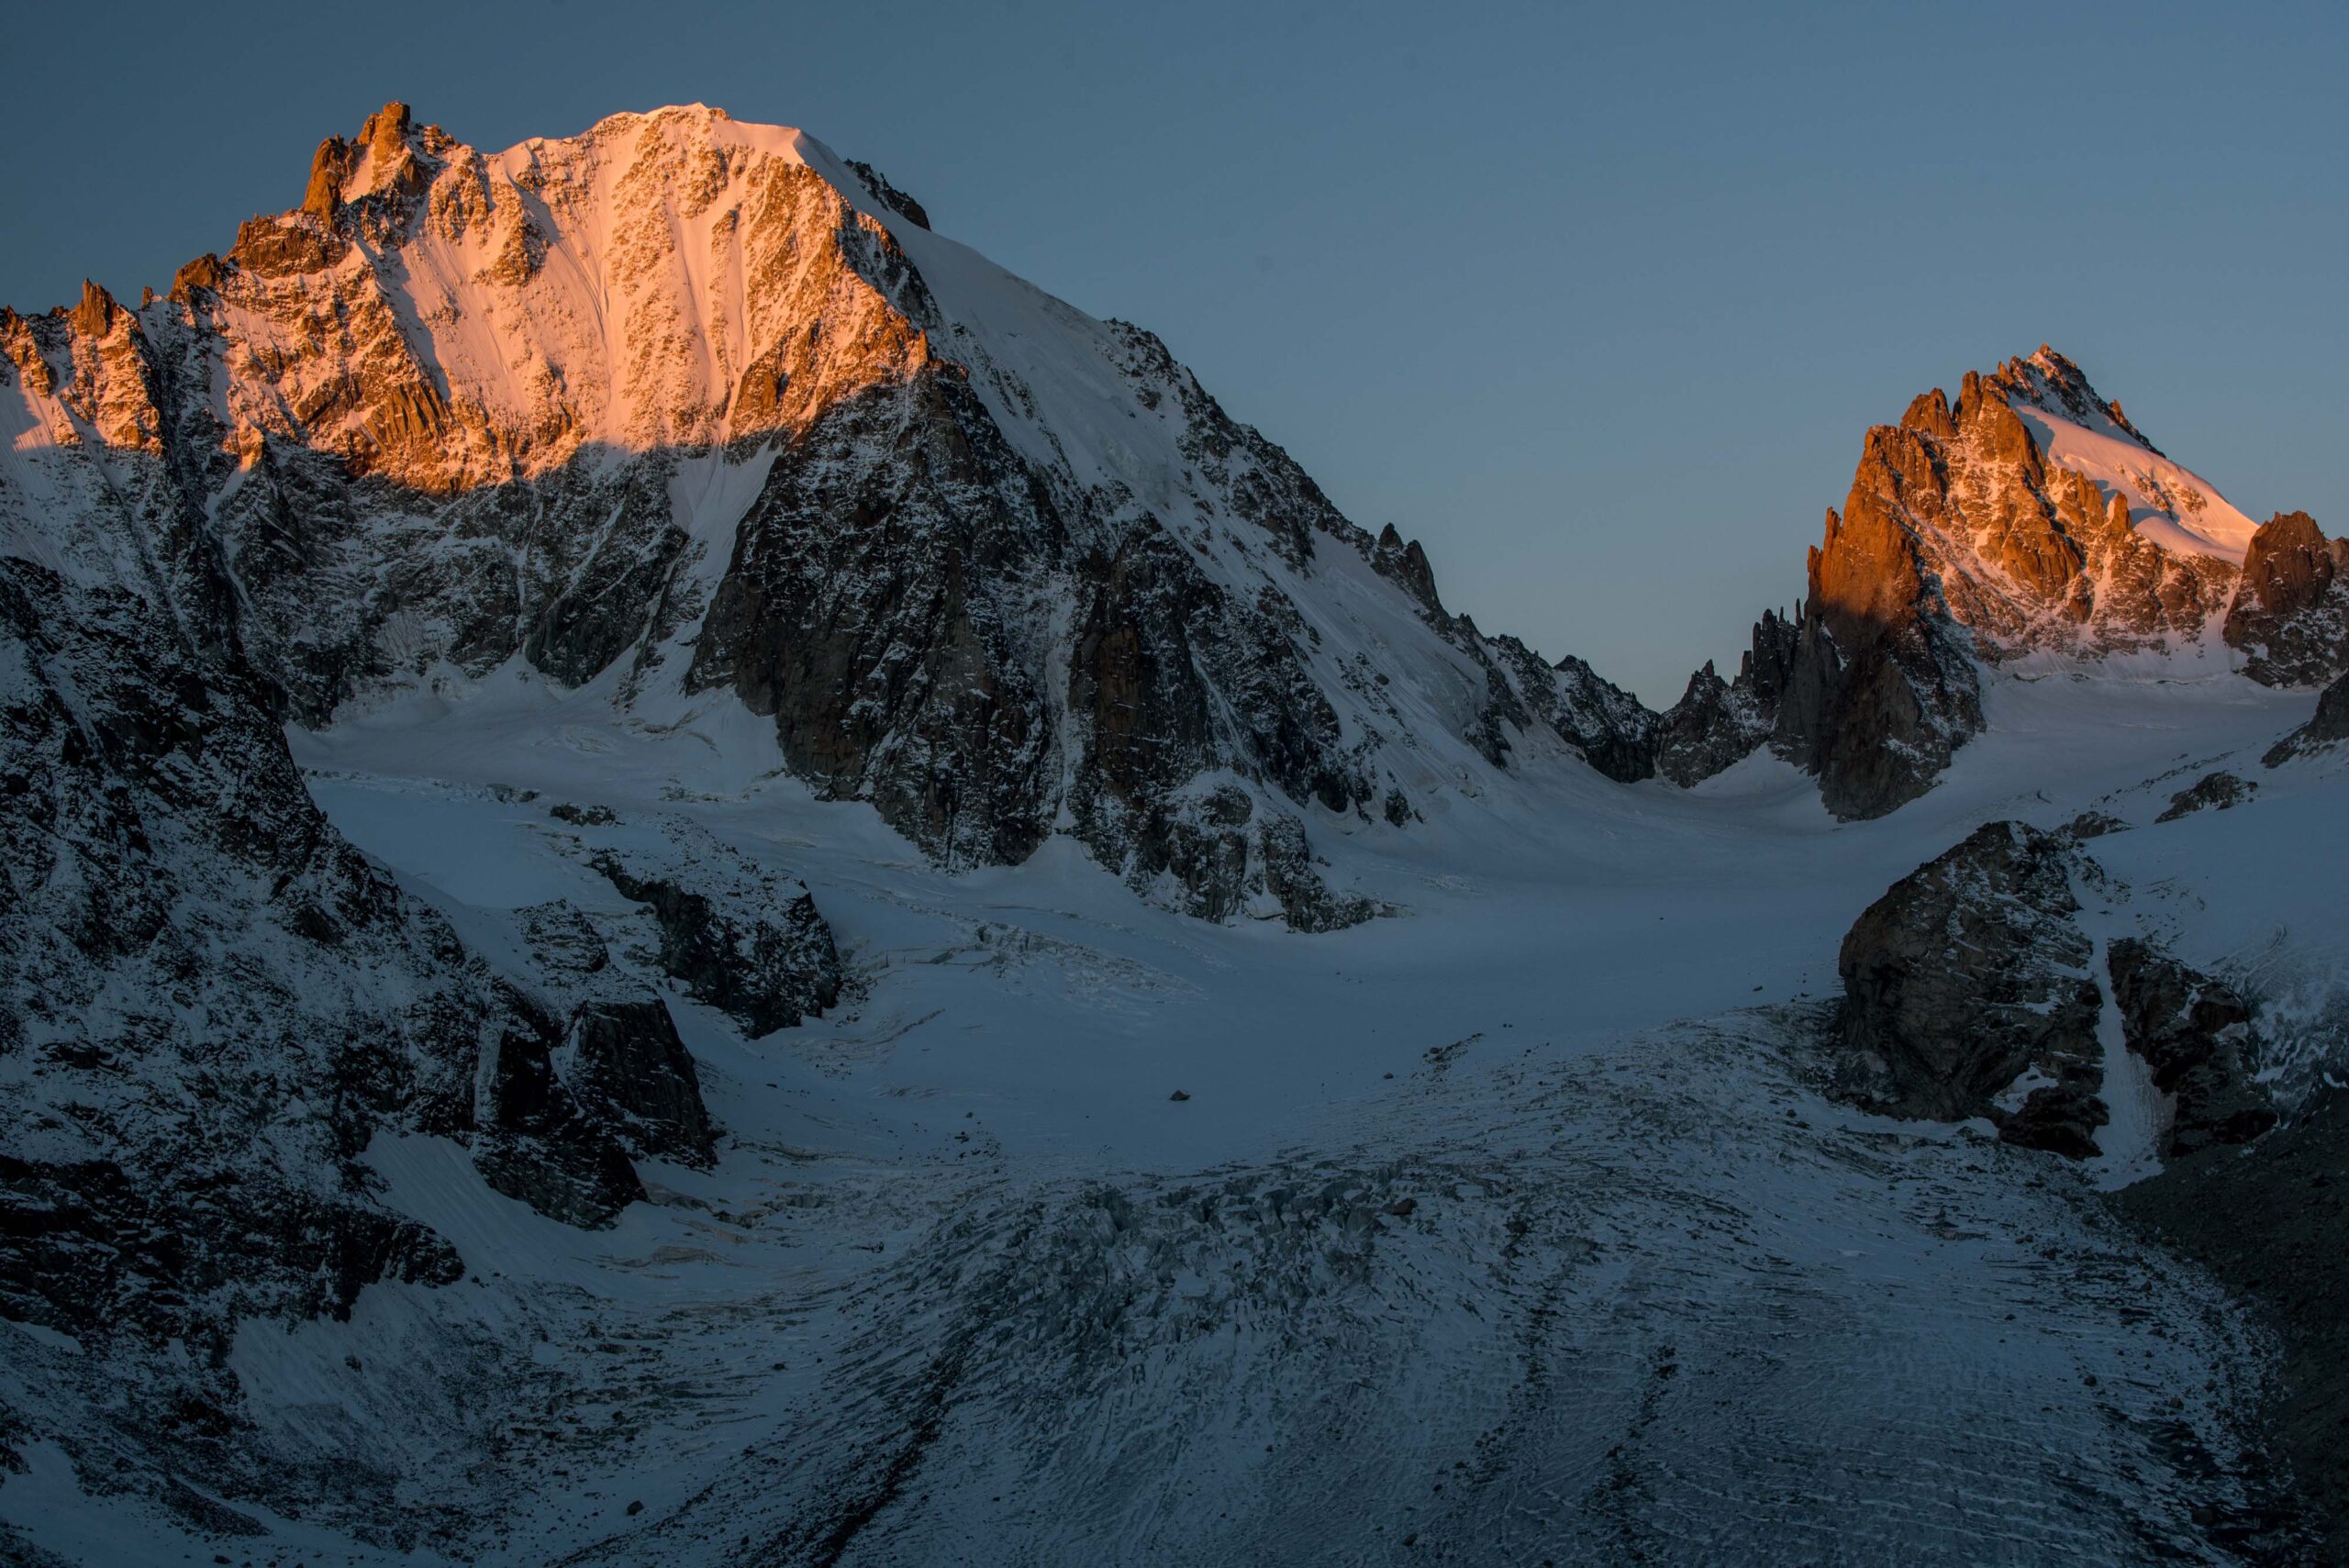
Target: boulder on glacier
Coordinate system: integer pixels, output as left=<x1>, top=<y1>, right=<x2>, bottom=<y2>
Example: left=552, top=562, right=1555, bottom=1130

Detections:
left=1835, top=820, right=2275, bottom=1162
left=588, top=850, right=845, bottom=1038
left=1834, top=821, right=2105, bottom=1153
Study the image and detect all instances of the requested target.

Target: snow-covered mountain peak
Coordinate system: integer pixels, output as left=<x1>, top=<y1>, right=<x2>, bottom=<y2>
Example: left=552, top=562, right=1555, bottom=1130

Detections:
left=1984, top=345, right=2261, bottom=563
left=1, top=101, right=1670, bottom=930
left=478, top=103, right=847, bottom=196
left=1660, top=345, right=2344, bottom=817
left=166, top=100, right=939, bottom=491
left=1990, top=345, right=2158, bottom=450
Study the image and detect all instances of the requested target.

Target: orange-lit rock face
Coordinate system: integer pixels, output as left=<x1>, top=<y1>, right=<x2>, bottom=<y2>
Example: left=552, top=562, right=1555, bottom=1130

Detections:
left=1832, top=351, right=2242, bottom=662
left=2224, top=510, right=2349, bottom=685
left=1817, top=435, right=1932, bottom=638
left=143, top=106, right=936, bottom=495
left=1672, top=346, right=2331, bottom=819
left=0, top=107, right=1009, bottom=794
left=2, top=282, right=166, bottom=456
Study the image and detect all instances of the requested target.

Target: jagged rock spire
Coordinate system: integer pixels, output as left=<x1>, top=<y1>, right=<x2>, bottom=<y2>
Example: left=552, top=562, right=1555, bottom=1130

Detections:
left=1655, top=348, right=2320, bottom=817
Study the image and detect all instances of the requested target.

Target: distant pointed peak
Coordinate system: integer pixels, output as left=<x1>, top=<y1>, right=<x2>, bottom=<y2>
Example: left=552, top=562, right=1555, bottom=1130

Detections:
left=359, top=100, right=413, bottom=154
left=301, top=137, right=345, bottom=220
left=1370, top=522, right=1445, bottom=616
left=298, top=100, right=449, bottom=222
left=170, top=252, right=228, bottom=300
left=1986, top=346, right=2163, bottom=456
left=70, top=278, right=124, bottom=338
left=1900, top=389, right=1955, bottom=441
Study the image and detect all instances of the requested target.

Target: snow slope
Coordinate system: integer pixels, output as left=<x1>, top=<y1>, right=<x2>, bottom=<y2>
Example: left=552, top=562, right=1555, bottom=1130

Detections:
left=8, top=652, right=2341, bottom=1564
left=2017, top=406, right=2262, bottom=562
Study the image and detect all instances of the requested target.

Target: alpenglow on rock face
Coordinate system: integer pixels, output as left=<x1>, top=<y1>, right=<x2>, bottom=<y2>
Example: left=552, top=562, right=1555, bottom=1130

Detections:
left=2225, top=509, right=2349, bottom=686
left=0, top=101, right=1658, bottom=934
left=1662, top=349, right=2349, bottom=817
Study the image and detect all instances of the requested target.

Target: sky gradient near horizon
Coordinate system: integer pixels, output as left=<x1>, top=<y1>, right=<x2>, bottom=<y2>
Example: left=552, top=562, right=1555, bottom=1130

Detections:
left=5, top=0, right=2341, bottom=704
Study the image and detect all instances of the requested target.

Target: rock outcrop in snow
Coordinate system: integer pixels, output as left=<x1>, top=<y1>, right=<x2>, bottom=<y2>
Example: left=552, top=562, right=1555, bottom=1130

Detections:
left=1834, top=820, right=2275, bottom=1161
left=588, top=844, right=844, bottom=1038
left=0, top=539, right=680, bottom=1471
left=2155, top=770, right=2259, bottom=822
left=1835, top=822, right=2109, bottom=1153
left=2105, top=939, right=2277, bottom=1158
left=2265, top=665, right=2349, bottom=766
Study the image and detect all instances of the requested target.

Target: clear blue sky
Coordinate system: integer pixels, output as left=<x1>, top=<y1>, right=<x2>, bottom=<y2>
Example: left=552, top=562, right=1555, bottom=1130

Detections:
left=6, top=0, right=2341, bottom=703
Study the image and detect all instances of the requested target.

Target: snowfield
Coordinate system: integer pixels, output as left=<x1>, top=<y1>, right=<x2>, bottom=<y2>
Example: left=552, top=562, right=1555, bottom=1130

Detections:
left=7, top=659, right=2339, bottom=1565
